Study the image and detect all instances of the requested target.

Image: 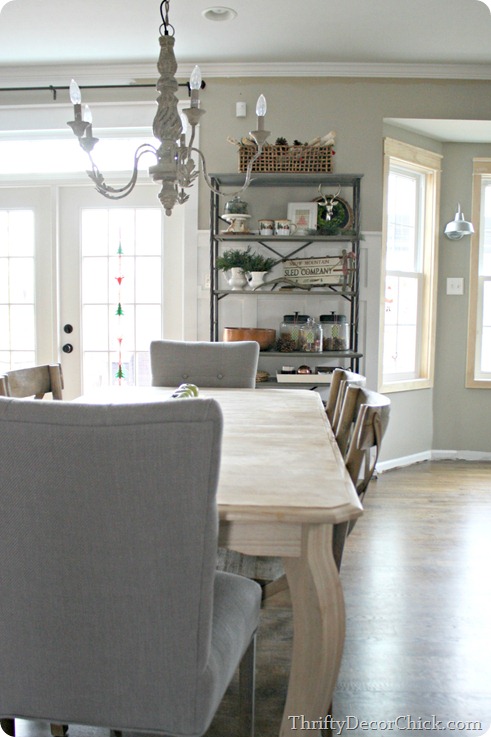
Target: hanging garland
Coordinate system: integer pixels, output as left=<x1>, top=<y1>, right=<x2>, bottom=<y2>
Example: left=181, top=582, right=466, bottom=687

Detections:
left=115, top=237, right=125, bottom=383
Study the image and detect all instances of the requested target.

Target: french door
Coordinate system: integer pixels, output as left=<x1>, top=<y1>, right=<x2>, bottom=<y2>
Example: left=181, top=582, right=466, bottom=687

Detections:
left=0, top=187, right=55, bottom=374
left=1, top=182, right=197, bottom=399
left=58, top=186, right=167, bottom=398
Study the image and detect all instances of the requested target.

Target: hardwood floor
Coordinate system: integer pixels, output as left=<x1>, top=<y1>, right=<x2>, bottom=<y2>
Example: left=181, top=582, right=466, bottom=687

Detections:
left=210, top=460, right=491, bottom=737
left=7, top=461, right=491, bottom=737
left=334, top=460, right=491, bottom=735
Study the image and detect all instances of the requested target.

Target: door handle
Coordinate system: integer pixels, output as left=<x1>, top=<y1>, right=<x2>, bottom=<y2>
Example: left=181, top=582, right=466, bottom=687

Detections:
left=62, top=344, right=74, bottom=354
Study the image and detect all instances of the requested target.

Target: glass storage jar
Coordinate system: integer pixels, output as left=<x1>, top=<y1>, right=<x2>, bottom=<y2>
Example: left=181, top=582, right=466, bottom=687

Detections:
left=320, top=312, right=349, bottom=351
left=299, top=317, right=323, bottom=353
left=278, top=313, right=309, bottom=352
left=224, top=195, right=248, bottom=215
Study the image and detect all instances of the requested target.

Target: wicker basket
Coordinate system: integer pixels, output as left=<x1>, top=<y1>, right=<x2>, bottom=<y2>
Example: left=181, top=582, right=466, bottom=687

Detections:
left=238, top=144, right=333, bottom=173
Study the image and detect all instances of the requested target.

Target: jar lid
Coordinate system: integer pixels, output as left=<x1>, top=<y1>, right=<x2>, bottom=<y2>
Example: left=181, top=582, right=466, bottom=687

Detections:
left=320, top=313, right=347, bottom=323
left=283, top=314, right=310, bottom=323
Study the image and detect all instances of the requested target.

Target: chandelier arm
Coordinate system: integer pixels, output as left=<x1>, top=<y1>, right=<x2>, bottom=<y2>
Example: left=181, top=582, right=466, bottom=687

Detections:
left=86, top=143, right=159, bottom=198
left=190, top=145, right=264, bottom=197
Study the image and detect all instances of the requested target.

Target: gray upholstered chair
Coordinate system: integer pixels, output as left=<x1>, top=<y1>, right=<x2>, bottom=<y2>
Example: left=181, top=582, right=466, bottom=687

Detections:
left=0, top=363, right=63, bottom=400
left=0, top=396, right=261, bottom=737
left=0, top=364, right=65, bottom=737
left=150, top=339, right=260, bottom=388
left=149, top=339, right=280, bottom=582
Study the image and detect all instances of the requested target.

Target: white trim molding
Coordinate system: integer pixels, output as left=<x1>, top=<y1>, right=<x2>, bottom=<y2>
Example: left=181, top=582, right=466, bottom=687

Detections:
left=2, top=61, right=491, bottom=89
left=377, top=448, right=491, bottom=472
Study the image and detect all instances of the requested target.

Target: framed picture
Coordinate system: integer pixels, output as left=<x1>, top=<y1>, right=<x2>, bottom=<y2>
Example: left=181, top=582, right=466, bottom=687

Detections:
left=287, top=202, right=317, bottom=233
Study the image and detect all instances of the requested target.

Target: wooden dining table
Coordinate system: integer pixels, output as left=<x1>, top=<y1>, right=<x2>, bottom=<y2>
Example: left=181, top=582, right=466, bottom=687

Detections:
left=77, top=385, right=363, bottom=736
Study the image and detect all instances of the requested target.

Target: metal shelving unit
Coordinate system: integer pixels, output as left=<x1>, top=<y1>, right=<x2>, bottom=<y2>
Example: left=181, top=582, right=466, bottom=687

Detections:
left=209, top=172, right=363, bottom=377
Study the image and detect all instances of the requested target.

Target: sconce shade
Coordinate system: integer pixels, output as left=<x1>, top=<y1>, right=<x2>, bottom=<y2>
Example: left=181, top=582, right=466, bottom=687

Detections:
left=444, top=204, right=475, bottom=240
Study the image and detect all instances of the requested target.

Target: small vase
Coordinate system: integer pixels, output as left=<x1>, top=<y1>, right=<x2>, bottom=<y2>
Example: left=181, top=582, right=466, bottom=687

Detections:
left=247, top=271, right=267, bottom=290
left=227, top=267, right=248, bottom=291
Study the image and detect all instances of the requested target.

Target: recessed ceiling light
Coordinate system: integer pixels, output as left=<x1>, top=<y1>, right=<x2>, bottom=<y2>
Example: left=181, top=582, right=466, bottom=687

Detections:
left=202, top=7, right=237, bottom=22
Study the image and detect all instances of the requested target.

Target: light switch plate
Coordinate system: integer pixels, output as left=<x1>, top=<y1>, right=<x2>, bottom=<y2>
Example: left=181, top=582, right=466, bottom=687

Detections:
left=447, top=277, right=464, bottom=295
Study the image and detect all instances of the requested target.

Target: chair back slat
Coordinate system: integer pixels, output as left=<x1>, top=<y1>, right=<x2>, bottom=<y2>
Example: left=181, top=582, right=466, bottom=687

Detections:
left=344, top=387, right=391, bottom=499
left=1, top=364, right=63, bottom=400
left=333, top=383, right=362, bottom=454
left=326, top=368, right=366, bottom=425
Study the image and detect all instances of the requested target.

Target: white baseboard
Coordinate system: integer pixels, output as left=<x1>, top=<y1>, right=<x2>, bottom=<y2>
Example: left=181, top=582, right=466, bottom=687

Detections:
left=377, top=449, right=491, bottom=473
left=431, top=449, right=491, bottom=462
left=376, top=451, right=432, bottom=473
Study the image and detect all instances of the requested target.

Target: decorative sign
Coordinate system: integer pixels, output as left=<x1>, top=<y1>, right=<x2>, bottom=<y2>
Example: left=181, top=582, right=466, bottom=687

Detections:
left=283, top=253, right=354, bottom=286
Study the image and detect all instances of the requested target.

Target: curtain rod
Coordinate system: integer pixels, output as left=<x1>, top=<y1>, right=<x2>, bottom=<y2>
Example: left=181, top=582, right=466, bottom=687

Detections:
left=0, top=81, right=206, bottom=100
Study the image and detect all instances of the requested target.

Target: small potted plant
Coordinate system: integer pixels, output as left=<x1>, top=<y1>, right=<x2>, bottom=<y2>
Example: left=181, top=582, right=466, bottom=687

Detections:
left=216, top=247, right=252, bottom=290
left=243, top=251, right=277, bottom=289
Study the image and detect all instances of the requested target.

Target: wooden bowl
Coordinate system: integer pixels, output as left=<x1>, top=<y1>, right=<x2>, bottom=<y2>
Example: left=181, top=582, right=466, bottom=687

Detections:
left=223, top=327, right=276, bottom=351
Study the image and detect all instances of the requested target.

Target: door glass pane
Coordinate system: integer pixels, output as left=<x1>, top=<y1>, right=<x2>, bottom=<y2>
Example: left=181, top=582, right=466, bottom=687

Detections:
left=81, top=207, right=162, bottom=390
left=0, top=209, right=36, bottom=371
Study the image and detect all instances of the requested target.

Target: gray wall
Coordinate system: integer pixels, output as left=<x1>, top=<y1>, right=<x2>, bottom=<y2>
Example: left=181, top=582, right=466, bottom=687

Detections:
left=2, top=74, right=490, bottom=461
left=435, top=142, right=491, bottom=452
left=189, top=77, right=491, bottom=229
left=184, top=75, right=491, bottom=461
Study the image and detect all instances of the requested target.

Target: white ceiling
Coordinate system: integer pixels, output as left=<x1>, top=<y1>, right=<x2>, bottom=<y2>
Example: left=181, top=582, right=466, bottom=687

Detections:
left=0, top=0, right=490, bottom=73
left=0, top=0, right=491, bottom=143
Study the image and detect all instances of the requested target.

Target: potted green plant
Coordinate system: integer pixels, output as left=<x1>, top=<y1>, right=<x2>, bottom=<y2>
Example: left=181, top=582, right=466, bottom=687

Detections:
left=216, top=246, right=252, bottom=272
left=216, top=247, right=252, bottom=290
left=244, top=252, right=276, bottom=273
left=243, top=251, right=276, bottom=289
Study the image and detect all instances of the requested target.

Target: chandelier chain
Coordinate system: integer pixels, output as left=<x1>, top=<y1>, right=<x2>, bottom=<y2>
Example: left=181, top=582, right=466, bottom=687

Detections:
left=159, top=0, right=174, bottom=36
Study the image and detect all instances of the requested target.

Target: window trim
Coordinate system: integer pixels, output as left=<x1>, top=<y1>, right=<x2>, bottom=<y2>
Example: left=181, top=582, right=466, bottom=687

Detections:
left=379, top=138, right=442, bottom=393
left=466, top=158, right=491, bottom=388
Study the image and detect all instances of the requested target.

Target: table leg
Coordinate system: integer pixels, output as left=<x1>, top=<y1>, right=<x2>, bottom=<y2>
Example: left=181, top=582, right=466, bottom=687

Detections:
left=280, top=524, right=345, bottom=736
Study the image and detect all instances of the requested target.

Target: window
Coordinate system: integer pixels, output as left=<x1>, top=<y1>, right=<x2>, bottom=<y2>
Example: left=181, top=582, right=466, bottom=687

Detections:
left=0, top=209, right=36, bottom=372
left=466, top=159, right=491, bottom=387
left=379, top=139, right=441, bottom=392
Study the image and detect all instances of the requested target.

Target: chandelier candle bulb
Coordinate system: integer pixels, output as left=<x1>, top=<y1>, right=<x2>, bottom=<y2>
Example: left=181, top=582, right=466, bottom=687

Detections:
left=256, top=94, right=267, bottom=130
left=67, top=79, right=90, bottom=138
left=189, top=65, right=201, bottom=108
left=69, top=79, right=82, bottom=106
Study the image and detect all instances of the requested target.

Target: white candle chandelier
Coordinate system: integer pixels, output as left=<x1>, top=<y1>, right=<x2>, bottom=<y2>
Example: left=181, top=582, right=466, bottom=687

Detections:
left=67, top=0, right=270, bottom=215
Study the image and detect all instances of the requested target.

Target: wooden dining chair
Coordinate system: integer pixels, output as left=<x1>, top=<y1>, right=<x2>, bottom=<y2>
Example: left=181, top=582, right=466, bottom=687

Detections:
left=0, top=363, right=64, bottom=400
left=332, top=386, right=391, bottom=570
left=325, top=367, right=366, bottom=426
